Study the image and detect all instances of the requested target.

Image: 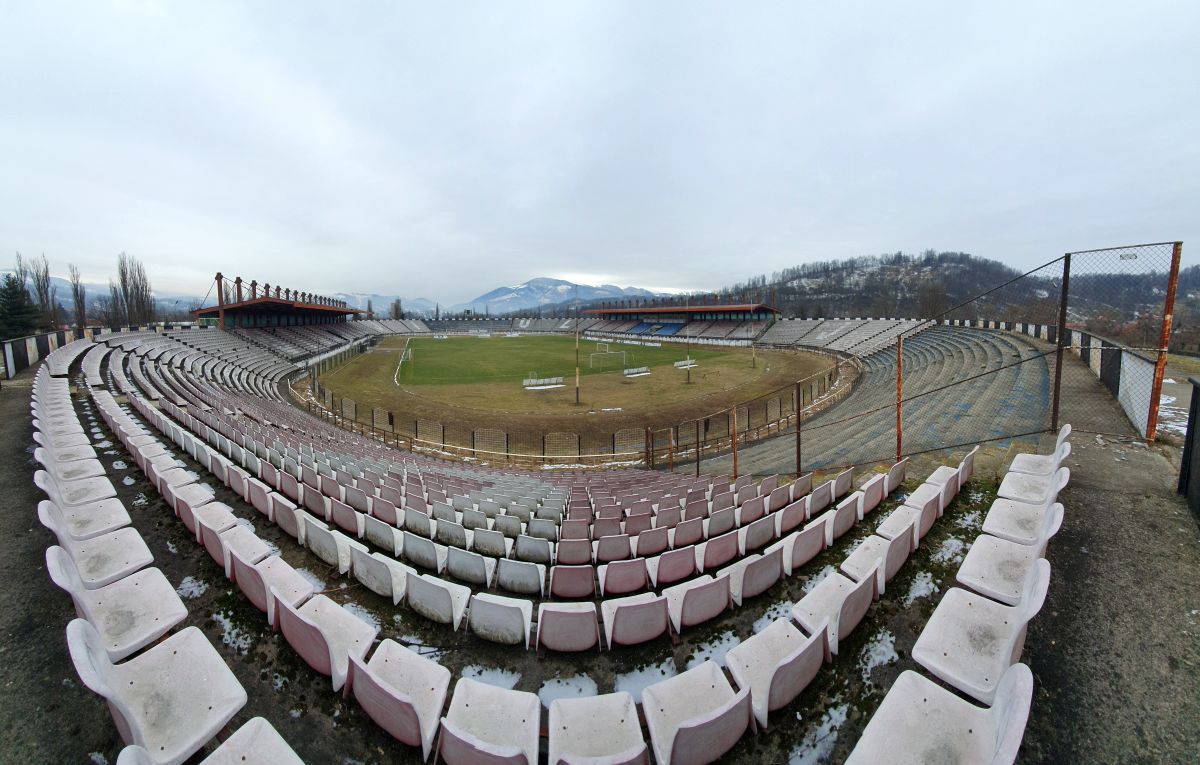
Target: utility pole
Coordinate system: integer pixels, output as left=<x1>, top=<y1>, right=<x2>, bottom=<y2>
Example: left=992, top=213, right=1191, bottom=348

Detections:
left=685, top=294, right=691, bottom=384
left=574, top=285, right=581, bottom=405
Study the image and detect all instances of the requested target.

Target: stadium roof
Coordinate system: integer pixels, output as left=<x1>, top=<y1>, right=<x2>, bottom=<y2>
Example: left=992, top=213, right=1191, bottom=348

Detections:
left=584, top=303, right=779, bottom=316
left=192, top=295, right=363, bottom=318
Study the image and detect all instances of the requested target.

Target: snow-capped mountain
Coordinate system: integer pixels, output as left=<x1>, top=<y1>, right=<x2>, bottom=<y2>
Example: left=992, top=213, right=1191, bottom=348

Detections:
left=451, top=277, right=666, bottom=314
left=330, top=292, right=437, bottom=316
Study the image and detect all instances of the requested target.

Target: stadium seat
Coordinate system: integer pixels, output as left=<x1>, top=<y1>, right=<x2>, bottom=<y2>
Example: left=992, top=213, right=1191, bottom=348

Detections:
left=642, top=660, right=753, bottom=765
left=446, top=547, right=496, bottom=587
left=765, top=523, right=825, bottom=576
left=598, top=558, right=649, bottom=596
left=229, top=551, right=313, bottom=627
left=809, top=480, right=833, bottom=514
left=646, top=545, right=697, bottom=588
left=273, top=591, right=378, bottom=692
left=738, top=514, right=776, bottom=554
left=331, top=498, right=365, bottom=537
left=913, top=559, right=1050, bottom=704
left=885, top=459, right=908, bottom=494
left=115, top=717, right=305, bottom=765
left=34, top=446, right=106, bottom=482
left=634, top=526, right=669, bottom=557
left=198, top=518, right=271, bottom=579
left=601, top=592, right=670, bottom=647
left=536, top=602, right=600, bottom=652
left=39, top=507, right=153, bottom=589
left=407, top=573, right=470, bottom=630
left=514, top=534, right=553, bottom=564
left=774, top=497, right=810, bottom=537
left=1009, top=426, right=1072, bottom=476
left=957, top=525, right=1060, bottom=606
left=34, top=468, right=116, bottom=509
left=467, top=592, right=533, bottom=647
left=347, top=640, right=450, bottom=761
left=549, top=564, right=596, bottom=599
left=997, top=467, right=1070, bottom=507
left=471, top=528, right=513, bottom=558
left=859, top=474, right=886, bottom=515
left=718, top=547, right=783, bottom=606
left=695, top=530, right=739, bottom=572
left=34, top=496, right=129, bottom=541
left=875, top=489, right=939, bottom=548
left=307, top=522, right=366, bottom=575
left=663, top=574, right=731, bottom=633
left=548, top=691, right=647, bottom=765
left=845, top=664, right=1033, bottom=765
left=496, top=558, right=546, bottom=596
left=438, top=678, right=540, bottom=765
left=351, top=547, right=414, bottom=605
left=982, top=496, right=1066, bottom=549
left=790, top=565, right=877, bottom=656
left=726, top=618, right=825, bottom=729
left=402, top=531, right=448, bottom=573
left=705, top=507, right=736, bottom=538
left=839, top=518, right=917, bottom=596
left=67, top=620, right=247, bottom=765
left=363, top=514, right=404, bottom=556
left=46, top=547, right=187, bottom=662
left=670, top=517, right=704, bottom=548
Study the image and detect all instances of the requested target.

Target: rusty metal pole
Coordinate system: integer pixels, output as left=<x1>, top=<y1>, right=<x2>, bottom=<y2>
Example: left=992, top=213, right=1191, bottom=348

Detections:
left=731, top=407, right=739, bottom=479
left=1050, top=253, right=1072, bottom=431
left=695, top=419, right=701, bottom=477
left=668, top=428, right=675, bottom=472
left=1146, top=242, right=1184, bottom=442
left=895, top=334, right=904, bottom=462
left=645, top=426, right=652, bottom=469
left=215, top=272, right=226, bottom=331
left=795, top=380, right=803, bottom=476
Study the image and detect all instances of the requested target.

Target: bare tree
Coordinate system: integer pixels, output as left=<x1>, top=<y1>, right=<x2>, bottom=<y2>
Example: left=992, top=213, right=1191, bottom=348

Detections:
left=366, top=298, right=374, bottom=319
left=390, top=298, right=403, bottom=320
left=27, top=253, right=58, bottom=329
left=69, top=264, right=87, bottom=335
left=115, top=253, right=155, bottom=325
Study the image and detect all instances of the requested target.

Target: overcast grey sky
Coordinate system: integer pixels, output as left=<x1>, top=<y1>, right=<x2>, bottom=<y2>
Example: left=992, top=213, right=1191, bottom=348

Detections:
left=2, top=1, right=1196, bottom=303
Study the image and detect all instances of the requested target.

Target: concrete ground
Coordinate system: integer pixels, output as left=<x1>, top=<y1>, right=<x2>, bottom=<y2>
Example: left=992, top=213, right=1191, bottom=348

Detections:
left=2, top=345, right=1198, bottom=763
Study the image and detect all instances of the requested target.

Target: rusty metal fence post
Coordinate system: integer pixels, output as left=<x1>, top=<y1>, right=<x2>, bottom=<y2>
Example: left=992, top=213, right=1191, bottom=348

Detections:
left=1051, top=253, right=1071, bottom=431
left=731, top=407, right=739, bottom=478
left=795, top=379, right=803, bottom=475
left=1147, top=241, right=1184, bottom=441
left=895, top=333, right=903, bottom=462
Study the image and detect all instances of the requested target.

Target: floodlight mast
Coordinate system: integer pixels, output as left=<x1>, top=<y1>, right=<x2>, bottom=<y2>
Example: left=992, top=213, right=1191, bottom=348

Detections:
left=686, top=294, right=691, bottom=384
left=574, top=286, right=581, bottom=405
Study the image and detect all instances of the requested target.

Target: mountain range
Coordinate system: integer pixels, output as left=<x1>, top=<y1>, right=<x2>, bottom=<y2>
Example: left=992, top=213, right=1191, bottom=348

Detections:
left=449, top=277, right=666, bottom=315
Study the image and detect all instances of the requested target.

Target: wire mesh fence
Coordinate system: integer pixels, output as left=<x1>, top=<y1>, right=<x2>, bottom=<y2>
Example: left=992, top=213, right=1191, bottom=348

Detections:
left=294, top=241, right=1182, bottom=474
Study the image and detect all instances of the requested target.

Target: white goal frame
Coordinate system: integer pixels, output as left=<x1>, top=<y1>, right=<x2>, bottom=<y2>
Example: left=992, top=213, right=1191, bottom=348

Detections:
left=589, top=350, right=627, bottom=368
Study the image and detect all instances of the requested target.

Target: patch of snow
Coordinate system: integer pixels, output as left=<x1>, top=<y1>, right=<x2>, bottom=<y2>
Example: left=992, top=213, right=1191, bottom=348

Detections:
left=131, top=493, right=148, bottom=507
left=461, top=665, right=521, bottom=690
left=289, top=709, right=301, bottom=719
left=121, top=476, right=136, bottom=486
left=166, top=540, right=178, bottom=554
left=956, top=509, right=982, bottom=530
left=615, top=659, right=676, bottom=703
left=686, top=630, right=740, bottom=669
left=932, top=537, right=968, bottom=565
left=753, top=600, right=795, bottom=633
left=111, top=460, right=127, bottom=470
left=176, top=575, right=207, bottom=598
left=211, top=611, right=253, bottom=654
left=537, top=675, right=599, bottom=707
left=88, top=753, right=108, bottom=765
left=859, top=630, right=898, bottom=685
left=902, top=571, right=937, bottom=606
left=235, top=517, right=254, bottom=529
left=789, top=703, right=849, bottom=765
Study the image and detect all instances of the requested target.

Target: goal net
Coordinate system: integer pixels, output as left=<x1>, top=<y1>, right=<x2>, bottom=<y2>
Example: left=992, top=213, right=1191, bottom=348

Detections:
left=589, top=350, right=627, bottom=368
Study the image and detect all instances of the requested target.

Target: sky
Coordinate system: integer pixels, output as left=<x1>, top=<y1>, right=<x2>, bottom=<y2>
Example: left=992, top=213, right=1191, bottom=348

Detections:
left=1, top=1, right=1196, bottom=304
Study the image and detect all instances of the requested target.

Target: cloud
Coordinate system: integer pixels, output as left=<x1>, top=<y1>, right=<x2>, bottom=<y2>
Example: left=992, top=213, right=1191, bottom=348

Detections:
left=0, top=0, right=1195, bottom=303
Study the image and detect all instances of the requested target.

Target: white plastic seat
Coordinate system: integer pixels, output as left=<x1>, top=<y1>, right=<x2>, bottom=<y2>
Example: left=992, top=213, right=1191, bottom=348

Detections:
left=875, top=489, right=939, bottom=548
left=982, top=495, right=1065, bottom=549
left=35, top=496, right=129, bottom=541
left=885, top=458, right=908, bottom=494
left=406, top=573, right=471, bottom=630
left=46, top=547, right=186, bottom=662
left=904, top=481, right=951, bottom=517
left=514, top=534, right=553, bottom=564
left=646, top=545, right=696, bottom=588
left=471, top=527, right=513, bottom=558
left=738, top=514, right=777, bottom=554
left=642, top=660, right=753, bottom=765
left=926, top=465, right=960, bottom=502
left=229, top=551, right=313, bottom=627
left=35, top=447, right=106, bottom=482
left=598, top=557, right=649, bottom=597
left=997, top=467, right=1069, bottom=506
left=199, top=519, right=271, bottom=579
left=695, top=530, right=739, bottom=572
left=859, top=474, right=886, bottom=515
left=306, top=520, right=366, bottom=575
left=601, top=592, right=669, bottom=647
left=548, top=691, right=647, bottom=765
left=446, top=547, right=496, bottom=586
left=34, top=468, right=116, bottom=508
left=726, top=618, right=825, bottom=729
left=663, top=574, right=731, bottom=633
left=840, top=520, right=917, bottom=597
left=436, top=520, right=472, bottom=549
left=1009, top=427, right=1071, bottom=476
left=634, top=526, right=669, bottom=557
left=351, top=547, right=414, bottom=605
left=496, top=558, right=546, bottom=596
left=549, top=564, right=596, bottom=599
left=273, top=591, right=379, bottom=692
left=845, top=664, right=1034, bottom=765
left=348, top=639, right=450, bottom=761
left=821, top=492, right=861, bottom=545
left=912, top=560, right=1051, bottom=704
left=363, top=513, right=404, bottom=556
left=468, top=592, right=534, bottom=647
left=438, top=677, right=541, bottom=765
left=957, top=529, right=1059, bottom=606
left=717, top=547, right=783, bottom=606
left=115, top=717, right=305, bottom=765
left=40, top=507, right=154, bottom=589
left=536, top=602, right=600, bottom=652
left=67, top=620, right=247, bottom=765
left=790, top=565, right=877, bottom=656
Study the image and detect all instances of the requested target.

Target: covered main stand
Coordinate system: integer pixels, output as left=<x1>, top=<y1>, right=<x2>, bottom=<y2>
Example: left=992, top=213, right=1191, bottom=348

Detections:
left=192, top=272, right=363, bottom=330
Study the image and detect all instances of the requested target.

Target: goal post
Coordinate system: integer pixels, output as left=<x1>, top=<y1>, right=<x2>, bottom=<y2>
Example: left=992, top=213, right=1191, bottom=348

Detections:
left=588, top=349, right=627, bottom=368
